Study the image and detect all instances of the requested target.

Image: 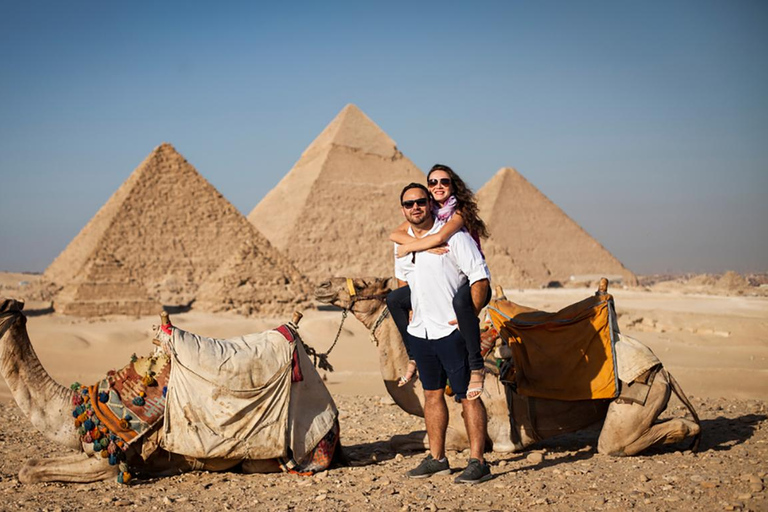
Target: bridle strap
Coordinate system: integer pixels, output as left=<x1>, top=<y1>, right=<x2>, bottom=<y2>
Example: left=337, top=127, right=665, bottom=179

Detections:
left=346, top=278, right=357, bottom=298
left=368, top=306, right=390, bottom=347
left=310, top=280, right=390, bottom=367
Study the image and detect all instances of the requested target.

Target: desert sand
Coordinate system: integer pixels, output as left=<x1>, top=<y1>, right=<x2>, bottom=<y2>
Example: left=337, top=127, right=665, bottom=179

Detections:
left=1, top=274, right=766, bottom=511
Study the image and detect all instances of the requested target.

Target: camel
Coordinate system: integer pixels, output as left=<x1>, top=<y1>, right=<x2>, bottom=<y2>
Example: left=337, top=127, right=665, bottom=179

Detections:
left=0, top=298, right=337, bottom=484
left=314, top=277, right=701, bottom=456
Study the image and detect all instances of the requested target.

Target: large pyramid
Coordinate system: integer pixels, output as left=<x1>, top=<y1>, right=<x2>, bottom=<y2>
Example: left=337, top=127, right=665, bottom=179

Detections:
left=248, top=104, right=426, bottom=280
left=477, top=167, right=637, bottom=287
left=46, top=143, right=311, bottom=316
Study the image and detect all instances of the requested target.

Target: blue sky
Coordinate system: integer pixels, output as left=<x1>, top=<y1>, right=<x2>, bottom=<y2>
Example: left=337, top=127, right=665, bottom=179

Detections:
left=1, top=1, right=766, bottom=275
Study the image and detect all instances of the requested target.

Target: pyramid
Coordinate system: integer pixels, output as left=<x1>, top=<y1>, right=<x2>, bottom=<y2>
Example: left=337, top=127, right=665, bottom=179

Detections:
left=248, top=104, right=426, bottom=280
left=477, top=167, right=637, bottom=288
left=46, top=143, right=311, bottom=316
left=194, top=237, right=311, bottom=316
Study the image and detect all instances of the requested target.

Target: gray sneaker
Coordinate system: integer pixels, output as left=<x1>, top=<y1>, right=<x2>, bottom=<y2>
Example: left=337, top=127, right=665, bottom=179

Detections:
left=454, top=458, right=492, bottom=484
left=405, top=454, right=451, bottom=479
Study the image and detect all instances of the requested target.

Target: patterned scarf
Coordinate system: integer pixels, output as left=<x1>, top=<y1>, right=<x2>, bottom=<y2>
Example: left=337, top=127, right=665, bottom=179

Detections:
left=433, top=195, right=457, bottom=222
left=433, top=194, right=484, bottom=256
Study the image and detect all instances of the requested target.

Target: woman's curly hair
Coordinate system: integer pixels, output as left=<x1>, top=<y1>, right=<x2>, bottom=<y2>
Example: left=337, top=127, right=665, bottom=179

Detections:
left=428, top=164, right=489, bottom=240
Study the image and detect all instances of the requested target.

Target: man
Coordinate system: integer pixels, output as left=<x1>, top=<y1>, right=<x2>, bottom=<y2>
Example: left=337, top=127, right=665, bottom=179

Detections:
left=394, top=182, right=492, bottom=484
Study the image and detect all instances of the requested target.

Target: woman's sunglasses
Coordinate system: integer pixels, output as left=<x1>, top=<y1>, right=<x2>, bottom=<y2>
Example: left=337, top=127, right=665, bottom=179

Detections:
left=428, top=178, right=451, bottom=187
left=402, top=198, right=428, bottom=209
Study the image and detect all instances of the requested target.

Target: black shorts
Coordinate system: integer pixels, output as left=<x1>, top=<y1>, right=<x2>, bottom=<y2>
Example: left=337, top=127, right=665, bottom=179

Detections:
left=407, top=329, right=470, bottom=400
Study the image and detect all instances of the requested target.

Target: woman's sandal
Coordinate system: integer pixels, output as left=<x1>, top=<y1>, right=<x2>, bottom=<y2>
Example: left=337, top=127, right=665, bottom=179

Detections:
left=466, top=369, right=485, bottom=400
left=398, top=360, right=418, bottom=387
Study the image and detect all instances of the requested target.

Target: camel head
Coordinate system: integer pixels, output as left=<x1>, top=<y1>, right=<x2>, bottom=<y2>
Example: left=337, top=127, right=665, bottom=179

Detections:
left=0, top=298, right=26, bottom=333
left=314, top=277, right=394, bottom=320
left=0, top=298, right=25, bottom=314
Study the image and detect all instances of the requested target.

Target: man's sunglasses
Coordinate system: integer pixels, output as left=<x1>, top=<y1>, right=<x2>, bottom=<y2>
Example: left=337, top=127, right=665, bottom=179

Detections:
left=428, top=178, right=451, bottom=187
left=402, top=198, right=428, bottom=209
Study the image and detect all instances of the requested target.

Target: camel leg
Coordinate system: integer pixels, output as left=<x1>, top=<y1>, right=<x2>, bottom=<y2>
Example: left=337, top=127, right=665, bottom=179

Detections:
left=242, top=459, right=281, bottom=473
left=390, top=426, right=469, bottom=453
left=620, top=418, right=701, bottom=456
left=598, top=369, right=700, bottom=456
left=597, top=368, right=669, bottom=456
left=391, top=431, right=429, bottom=452
left=18, top=453, right=117, bottom=484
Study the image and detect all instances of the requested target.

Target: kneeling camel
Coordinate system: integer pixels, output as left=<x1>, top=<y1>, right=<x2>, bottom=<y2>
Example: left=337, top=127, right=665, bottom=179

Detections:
left=314, top=277, right=701, bottom=456
left=0, top=298, right=338, bottom=483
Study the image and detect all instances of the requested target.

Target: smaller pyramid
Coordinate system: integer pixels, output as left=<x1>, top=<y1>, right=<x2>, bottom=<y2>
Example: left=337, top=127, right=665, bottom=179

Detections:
left=477, top=167, right=637, bottom=287
left=195, top=237, right=312, bottom=317
left=46, top=143, right=310, bottom=316
left=248, top=104, right=426, bottom=280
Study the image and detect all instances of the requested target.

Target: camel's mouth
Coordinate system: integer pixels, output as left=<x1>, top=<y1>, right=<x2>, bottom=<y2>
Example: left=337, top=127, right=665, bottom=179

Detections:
left=313, top=281, right=339, bottom=304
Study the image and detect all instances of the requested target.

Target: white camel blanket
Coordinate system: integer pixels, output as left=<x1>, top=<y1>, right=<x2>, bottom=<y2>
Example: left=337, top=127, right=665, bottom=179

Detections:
left=615, top=332, right=661, bottom=383
left=162, top=328, right=293, bottom=460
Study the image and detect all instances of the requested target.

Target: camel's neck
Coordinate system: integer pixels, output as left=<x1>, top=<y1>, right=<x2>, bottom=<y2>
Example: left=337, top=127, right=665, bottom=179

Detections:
left=0, top=314, right=81, bottom=450
left=353, top=304, right=425, bottom=417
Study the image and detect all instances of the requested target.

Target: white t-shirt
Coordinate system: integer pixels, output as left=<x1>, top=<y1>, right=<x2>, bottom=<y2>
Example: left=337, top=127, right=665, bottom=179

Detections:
left=394, top=221, right=490, bottom=340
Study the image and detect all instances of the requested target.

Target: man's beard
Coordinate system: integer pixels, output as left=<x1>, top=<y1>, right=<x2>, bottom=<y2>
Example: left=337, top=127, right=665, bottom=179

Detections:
left=408, top=211, right=432, bottom=229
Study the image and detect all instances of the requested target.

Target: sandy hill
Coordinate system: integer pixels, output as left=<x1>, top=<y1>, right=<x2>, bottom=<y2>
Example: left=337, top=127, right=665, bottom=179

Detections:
left=248, top=104, right=426, bottom=281
left=477, top=167, right=637, bottom=288
left=45, top=143, right=310, bottom=316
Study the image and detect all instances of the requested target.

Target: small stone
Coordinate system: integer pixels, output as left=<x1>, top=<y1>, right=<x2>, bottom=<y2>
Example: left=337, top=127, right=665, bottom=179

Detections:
left=526, top=452, right=544, bottom=464
left=162, top=497, right=174, bottom=505
left=114, top=500, right=132, bottom=507
left=737, top=494, right=752, bottom=500
left=639, top=474, right=650, bottom=483
left=742, top=474, right=761, bottom=484
left=749, top=482, right=764, bottom=493
left=497, top=460, right=507, bottom=467
left=395, top=453, right=404, bottom=462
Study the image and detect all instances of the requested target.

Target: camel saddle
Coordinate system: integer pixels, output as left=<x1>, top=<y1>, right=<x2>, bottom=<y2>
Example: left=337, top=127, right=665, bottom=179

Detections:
left=161, top=323, right=337, bottom=461
left=487, top=293, right=620, bottom=401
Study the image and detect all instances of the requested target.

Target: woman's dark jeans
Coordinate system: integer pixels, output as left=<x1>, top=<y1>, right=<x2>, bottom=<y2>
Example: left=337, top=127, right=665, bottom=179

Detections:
left=385, top=282, right=490, bottom=371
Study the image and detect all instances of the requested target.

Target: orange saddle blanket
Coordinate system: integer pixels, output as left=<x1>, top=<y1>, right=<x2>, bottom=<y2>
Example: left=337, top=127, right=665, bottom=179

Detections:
left=487, top=293, right=619, bottom=401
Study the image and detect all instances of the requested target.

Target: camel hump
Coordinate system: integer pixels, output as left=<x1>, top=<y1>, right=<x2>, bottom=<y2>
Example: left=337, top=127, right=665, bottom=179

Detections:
left=0, top=298, right=25, bottom=313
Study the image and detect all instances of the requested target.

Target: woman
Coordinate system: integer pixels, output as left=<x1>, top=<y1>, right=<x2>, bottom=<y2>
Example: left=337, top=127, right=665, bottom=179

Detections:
left=387, top=164, right=491, bottom=400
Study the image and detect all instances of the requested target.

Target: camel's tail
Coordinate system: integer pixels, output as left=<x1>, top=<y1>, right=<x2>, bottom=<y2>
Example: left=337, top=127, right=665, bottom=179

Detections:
left=666, top=369, right=702, bottom=452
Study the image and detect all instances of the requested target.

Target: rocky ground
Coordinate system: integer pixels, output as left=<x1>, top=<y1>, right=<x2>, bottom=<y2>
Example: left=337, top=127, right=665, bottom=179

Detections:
left=0, top=394, right=765, bottom=512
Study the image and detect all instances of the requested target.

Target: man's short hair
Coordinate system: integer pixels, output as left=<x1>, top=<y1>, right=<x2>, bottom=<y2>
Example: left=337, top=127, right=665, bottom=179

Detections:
left=400, top=182, right=430, bottom=203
